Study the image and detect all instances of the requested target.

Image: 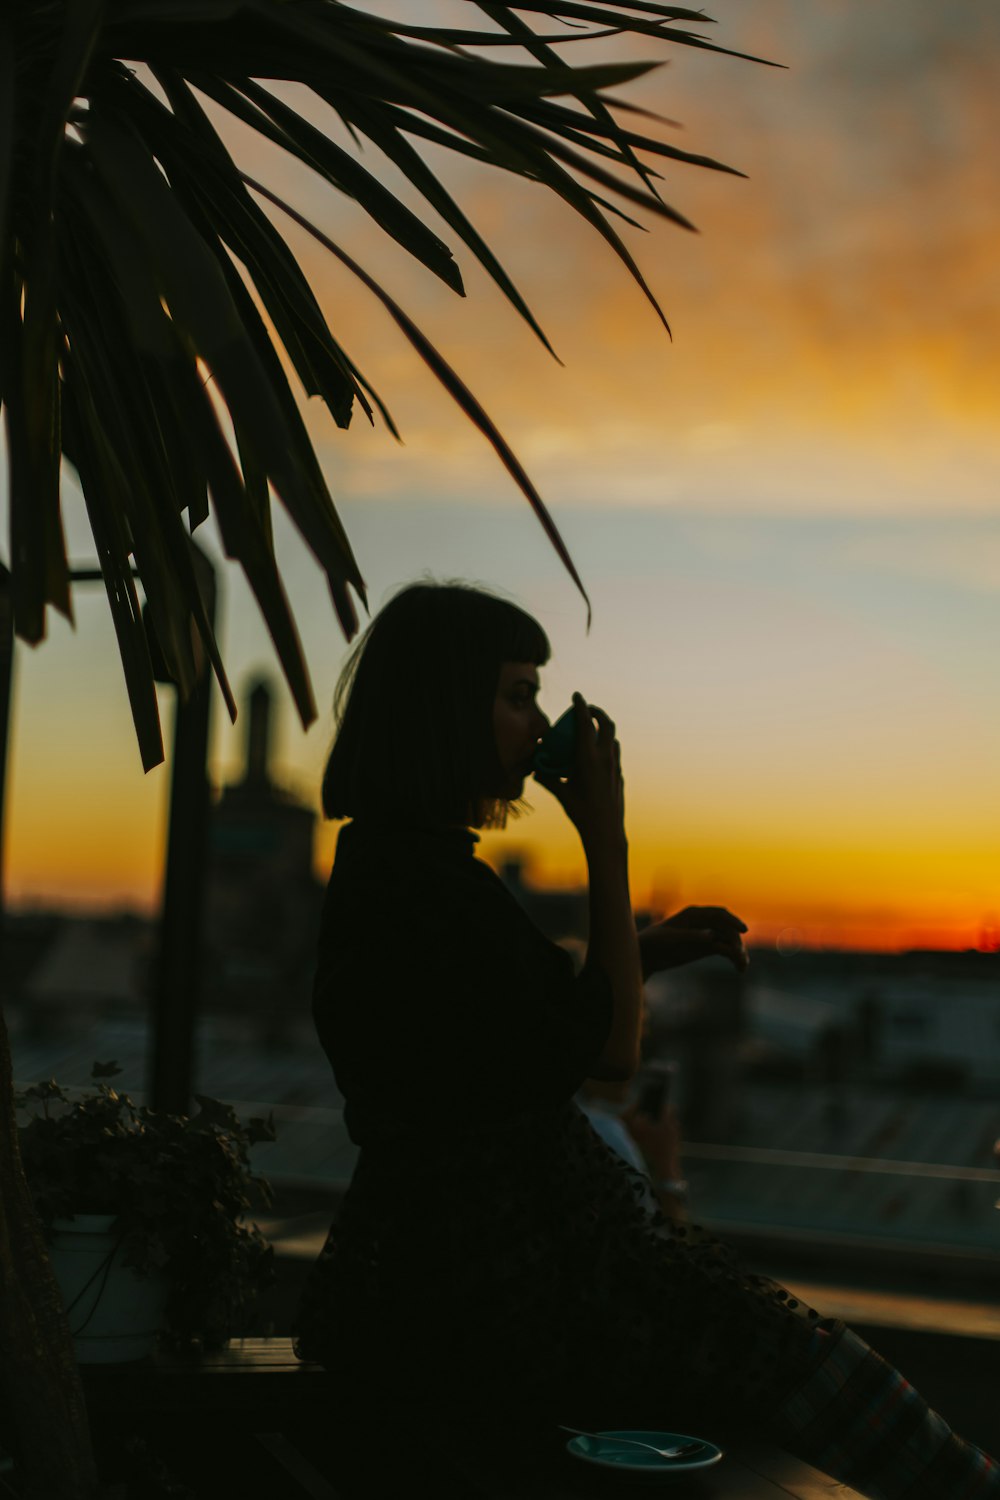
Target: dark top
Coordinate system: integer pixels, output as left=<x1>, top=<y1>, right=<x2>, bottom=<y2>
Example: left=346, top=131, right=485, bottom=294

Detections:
left=295, top=820, right=841, bottom=1428
left=311, top=819, right=614, bottom=1146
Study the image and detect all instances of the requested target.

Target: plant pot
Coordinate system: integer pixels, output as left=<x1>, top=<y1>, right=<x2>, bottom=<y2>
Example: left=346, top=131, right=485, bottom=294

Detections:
left=47, top=1214, right=170, bottom=1363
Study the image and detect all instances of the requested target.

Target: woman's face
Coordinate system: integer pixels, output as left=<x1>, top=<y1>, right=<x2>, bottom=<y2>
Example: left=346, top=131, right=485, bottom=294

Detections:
left=492, top=661, right=549, bottom=800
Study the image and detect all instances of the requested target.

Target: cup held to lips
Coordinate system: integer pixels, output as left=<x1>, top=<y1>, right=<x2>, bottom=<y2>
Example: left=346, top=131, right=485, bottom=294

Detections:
left=533, top=705, right=577, bottom=776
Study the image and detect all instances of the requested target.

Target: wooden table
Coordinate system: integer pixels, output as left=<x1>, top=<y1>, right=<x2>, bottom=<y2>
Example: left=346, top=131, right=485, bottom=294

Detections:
left=82, top=1338, right=867, bottom=1498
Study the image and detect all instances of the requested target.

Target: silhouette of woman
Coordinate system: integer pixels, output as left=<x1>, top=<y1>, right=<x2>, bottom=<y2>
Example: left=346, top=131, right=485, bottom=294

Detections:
left=294, top=580, right=997, bottom=1499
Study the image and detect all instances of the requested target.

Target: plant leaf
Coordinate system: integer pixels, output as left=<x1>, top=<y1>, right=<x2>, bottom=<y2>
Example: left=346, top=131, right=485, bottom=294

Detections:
left=214, top=73, right=466, bottom=297
left=58, top=166, right=238, bottom=718
left=90, top=1060, right=123, bottom=1079
left=246, top=175, right=593, bottom=629
left=345, top=100, right=559, bottom=359
left=84, top=110, right=367, bottom=641
left=14, top=0, right=108, bottom=639
left=141, top=68, right=372, bottom=427
left=61, top=373, right=166, bottom=770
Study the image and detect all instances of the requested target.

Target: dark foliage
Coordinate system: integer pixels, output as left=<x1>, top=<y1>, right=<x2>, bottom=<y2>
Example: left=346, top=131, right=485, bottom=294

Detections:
left=17, top=1060, right=276, bottom=1348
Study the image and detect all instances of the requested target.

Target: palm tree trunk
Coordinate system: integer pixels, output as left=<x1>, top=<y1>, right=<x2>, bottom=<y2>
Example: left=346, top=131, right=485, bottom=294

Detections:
left=0, top=1004, right=99, bottom=1499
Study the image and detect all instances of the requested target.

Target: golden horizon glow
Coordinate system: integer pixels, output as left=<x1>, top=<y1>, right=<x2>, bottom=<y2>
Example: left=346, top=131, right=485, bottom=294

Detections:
left=9, top=819, right=993, bottom=956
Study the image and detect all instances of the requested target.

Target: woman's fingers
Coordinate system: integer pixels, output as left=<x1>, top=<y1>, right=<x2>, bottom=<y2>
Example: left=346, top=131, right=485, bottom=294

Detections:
left=561, top=694, right=627, bottom=843
left=571, top=691, right=593, bottom=737
left=571, top=695, right=620, bottom=745
left=589, top=705, right=616, bottom=745
left=674, top=905, right=748, bottom=935
left=707, top=907, right=747, bottom=934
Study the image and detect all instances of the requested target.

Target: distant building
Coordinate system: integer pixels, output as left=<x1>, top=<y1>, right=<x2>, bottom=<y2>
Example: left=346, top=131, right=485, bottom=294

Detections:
left=644, top=960, right=748, bottom=1142
left=203, top=678, right=324, bottom=1043
left=14, top=912, right=150, bottom=1038
left=498, top=851, right=655, bottom=945
left=498, top=853, right=588, bottom=943
left=740, top=949, right=1000, bottom=1091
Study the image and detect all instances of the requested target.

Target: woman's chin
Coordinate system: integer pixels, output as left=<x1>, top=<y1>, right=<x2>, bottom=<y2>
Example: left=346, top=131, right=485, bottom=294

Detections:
left=484, top=768, right=533, bottom=808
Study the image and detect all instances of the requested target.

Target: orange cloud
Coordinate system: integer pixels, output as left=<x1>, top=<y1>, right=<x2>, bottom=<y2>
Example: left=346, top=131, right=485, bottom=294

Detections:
left=249, top=3, right=1000, bottom=515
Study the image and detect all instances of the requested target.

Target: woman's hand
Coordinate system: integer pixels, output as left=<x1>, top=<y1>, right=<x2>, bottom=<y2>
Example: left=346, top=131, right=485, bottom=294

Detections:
left=638, top=907, right=748, bottom=980
left=537, top=694, right=640, bottom=1079
left=533, top=692, right=626, bottom=854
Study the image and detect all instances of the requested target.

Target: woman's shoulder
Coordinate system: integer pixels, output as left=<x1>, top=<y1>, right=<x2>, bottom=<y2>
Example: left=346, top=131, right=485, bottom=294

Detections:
left=320, top=821, right=562, bottom=957
left=318, top=820, right=518, bottom=934
left=328, top=821, right=504, bottom=895
left=332, top=819, right=480, bottom=865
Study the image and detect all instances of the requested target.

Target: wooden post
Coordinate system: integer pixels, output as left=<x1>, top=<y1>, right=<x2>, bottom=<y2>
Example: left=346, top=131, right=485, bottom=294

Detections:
left=148, top=547, right=217, bottom=1117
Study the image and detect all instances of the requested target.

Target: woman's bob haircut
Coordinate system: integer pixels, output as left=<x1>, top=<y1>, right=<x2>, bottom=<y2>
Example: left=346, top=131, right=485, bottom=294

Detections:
left=322, top=580, right=550, bottom=828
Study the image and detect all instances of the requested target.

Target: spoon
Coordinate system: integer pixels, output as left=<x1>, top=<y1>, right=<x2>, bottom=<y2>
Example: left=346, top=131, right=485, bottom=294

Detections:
left=559, top=1426, right=707, bottom=1460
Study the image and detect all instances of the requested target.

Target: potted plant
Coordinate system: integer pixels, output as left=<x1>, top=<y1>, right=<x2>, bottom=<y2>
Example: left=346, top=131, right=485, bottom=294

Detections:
left=16, top=1061, right=277, bottom=1361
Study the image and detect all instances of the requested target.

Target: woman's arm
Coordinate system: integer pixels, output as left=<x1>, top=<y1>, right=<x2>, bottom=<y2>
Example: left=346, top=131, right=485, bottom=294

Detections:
left=583, top=835, right=642, bottom=1080
left=638, top=906, right=748, bottom=981
left=536, top=693, right=642, bottom=1081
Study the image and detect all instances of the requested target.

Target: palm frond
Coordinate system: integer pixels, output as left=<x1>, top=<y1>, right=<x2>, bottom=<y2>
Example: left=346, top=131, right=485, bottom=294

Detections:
left=5, top=0, right=763, bottom=766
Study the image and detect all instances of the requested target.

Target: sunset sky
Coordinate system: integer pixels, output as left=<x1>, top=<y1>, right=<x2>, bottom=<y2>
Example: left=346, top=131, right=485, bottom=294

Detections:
left=3, top=0, right=998, bottom=951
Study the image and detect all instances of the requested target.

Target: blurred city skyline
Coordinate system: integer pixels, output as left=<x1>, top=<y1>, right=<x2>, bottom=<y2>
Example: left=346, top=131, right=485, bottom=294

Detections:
left=2, top=0, right=998, bottom=952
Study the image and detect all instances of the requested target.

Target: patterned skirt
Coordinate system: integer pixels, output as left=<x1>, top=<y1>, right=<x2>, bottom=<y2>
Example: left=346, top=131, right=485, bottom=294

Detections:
left=294, top=1100, right=998, bottom=1499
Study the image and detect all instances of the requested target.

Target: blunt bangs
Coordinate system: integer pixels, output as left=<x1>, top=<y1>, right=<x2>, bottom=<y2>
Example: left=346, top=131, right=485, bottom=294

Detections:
left=322, top=581, right=550, bottom=825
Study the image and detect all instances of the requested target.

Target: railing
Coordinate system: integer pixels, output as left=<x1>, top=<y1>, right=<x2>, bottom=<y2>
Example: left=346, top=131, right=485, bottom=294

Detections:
left=683, top=1140, right=1000, bottom=1187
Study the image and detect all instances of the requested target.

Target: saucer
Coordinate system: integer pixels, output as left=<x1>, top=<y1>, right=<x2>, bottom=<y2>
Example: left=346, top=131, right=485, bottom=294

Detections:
left=565, top=1429, right=723, bottom=1476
